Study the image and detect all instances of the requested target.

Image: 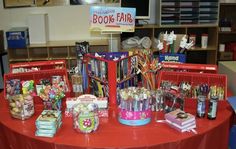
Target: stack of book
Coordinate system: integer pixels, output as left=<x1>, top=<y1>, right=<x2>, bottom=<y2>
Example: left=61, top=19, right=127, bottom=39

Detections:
left=35, top=110, right=62, bottom=137
left=164, top=109, right=196, bottom=133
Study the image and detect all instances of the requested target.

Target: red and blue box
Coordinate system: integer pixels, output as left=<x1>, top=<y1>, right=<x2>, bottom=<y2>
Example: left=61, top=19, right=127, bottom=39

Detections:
left=6, top=27, right=29, bottom=49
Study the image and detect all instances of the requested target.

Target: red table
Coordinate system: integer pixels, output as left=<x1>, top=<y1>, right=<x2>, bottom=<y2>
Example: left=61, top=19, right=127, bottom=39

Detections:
left=0, top=92, right=234, bottom=149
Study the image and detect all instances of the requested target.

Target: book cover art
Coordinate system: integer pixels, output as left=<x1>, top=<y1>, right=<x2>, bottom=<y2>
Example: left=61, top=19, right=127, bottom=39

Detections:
left=165, top=109, right=195, bottom=126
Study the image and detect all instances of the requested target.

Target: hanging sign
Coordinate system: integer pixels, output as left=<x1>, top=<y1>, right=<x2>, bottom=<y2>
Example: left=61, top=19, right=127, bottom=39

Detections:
left=90, top=6, right=136, bottom=32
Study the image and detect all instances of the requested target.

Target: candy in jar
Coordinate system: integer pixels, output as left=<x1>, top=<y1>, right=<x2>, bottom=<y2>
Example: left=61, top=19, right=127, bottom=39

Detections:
left=8, top=94, right=35, bottom=120
left=72, top=103, right=99, bottom=133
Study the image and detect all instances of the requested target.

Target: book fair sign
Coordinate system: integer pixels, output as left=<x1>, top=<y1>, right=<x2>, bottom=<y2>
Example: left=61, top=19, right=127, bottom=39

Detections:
left=90, top=6, right=136, bottom=32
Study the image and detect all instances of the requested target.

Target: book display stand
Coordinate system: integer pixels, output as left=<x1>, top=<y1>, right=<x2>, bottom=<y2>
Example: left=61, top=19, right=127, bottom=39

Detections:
left=85, top=52, right=139, bottom=106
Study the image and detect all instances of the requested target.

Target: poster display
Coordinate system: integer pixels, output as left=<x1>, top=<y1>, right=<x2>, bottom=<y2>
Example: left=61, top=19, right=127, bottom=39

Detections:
left=90, top=6, right=136, bottom=32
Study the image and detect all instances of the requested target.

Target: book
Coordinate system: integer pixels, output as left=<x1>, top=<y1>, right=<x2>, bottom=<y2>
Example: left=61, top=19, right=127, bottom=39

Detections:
left=166, top=120, right=196, bottom=133
left=164, top=109, right=195, bottom=126
left=165, top=119, right=196, bottom=130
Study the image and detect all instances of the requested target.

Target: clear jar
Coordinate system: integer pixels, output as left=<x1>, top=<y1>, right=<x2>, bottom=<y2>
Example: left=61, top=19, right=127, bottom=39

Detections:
left=8, top=94, right=34, bottom=120
left=72, top=103, right=99, bottom=133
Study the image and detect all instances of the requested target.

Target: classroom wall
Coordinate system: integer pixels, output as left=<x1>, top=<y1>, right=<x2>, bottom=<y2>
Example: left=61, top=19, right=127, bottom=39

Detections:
left=0, top=2, right=117, bottom=44
left=0, top=0, right=157, bottom=48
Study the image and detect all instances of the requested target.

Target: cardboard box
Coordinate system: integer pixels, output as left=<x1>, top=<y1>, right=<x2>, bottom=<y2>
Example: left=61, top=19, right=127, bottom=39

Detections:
left=218, top=52, right=233, bottom=61
left=6, top=27, right=29, bottom=48
left=219, top=61, right=236, bottom=96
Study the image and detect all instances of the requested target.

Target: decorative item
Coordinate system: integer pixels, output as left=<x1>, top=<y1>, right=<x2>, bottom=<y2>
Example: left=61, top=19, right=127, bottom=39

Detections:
left=135, top=49, right=160, bottom=90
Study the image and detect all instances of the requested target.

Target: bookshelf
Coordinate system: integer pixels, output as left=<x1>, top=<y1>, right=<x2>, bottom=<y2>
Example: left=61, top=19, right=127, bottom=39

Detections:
left=8, top=40, right=109, bottom=70
left=120, top=25, right=219, bottom=64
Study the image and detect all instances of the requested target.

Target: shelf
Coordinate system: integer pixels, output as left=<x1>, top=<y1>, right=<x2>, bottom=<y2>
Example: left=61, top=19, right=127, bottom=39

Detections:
left=28, top=39, right=109, bottom=47
left=218, top=31, right=236, bottom=34
left=159, top=1, right=219, bottom=26
left=188, top=46, right=217, bottom=51
left=220, top=3, right=236, bottom=6
left=121, top=22, right=218, bottom=64
left=8, top=39, right=109, bottom=70
left=9, top=59, right=30, bottom=63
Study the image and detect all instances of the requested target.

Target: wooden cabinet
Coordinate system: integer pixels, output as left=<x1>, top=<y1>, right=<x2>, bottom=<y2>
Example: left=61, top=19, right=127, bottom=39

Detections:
left=120, top=25, right=219, bottom=64
left=8, top=40, right=109, bottom=70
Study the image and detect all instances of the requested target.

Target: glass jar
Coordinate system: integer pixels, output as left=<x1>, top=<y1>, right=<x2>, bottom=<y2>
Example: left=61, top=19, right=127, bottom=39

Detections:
left=8, top=94, right=34, bottom=120
left=72, top=103, right=99, bottom=133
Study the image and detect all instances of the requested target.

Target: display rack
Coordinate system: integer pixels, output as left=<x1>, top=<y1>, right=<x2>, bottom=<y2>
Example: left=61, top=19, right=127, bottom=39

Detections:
left=157, top=71, right=227, bottom=100
left=85, top=52, right=138, bottom=106
left=4, top=68, right=71, bottom=103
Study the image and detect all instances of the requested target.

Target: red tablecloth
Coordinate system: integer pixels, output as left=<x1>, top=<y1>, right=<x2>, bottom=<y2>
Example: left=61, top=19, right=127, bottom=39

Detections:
left=0, top=92, right=234, bottom=149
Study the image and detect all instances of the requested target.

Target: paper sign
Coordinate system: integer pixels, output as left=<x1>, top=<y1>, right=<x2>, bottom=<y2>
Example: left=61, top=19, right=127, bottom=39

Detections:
left=159, top=54, right=186, bottom=63
left=90, top=6, right=136, bottom=32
